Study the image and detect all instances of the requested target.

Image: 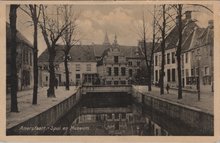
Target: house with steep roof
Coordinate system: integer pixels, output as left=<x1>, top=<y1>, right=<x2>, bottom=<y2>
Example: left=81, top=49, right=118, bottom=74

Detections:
left=97, top=34, right=145, bottom=85
left=183, top=20, right=214, bottom=91
left=153, top=11, right=199, bottom=88
left=6, top=22, right=34, bottom=92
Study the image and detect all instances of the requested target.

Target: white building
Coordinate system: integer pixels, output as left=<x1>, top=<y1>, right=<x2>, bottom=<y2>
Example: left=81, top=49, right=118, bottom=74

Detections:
left=153, top=11, right=199, bottom=88
left=38, top=45, right=98, bottom=86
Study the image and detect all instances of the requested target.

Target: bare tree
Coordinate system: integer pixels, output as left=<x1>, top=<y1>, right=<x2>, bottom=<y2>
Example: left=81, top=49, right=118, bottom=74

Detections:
left=9, top=4, right=19, bottom=112
left=176, top=4, right=183, bottom=99
left=153, top=5, right=176, bottom=95
left=159, top=4, right=166, bottom=95
left=39, top=5, right=70, bottom=97
left=62, top=5, right=79, bottom=90
left=20, top=5, right=42, bottom=104
left=137, top=7, right=158, bottom=91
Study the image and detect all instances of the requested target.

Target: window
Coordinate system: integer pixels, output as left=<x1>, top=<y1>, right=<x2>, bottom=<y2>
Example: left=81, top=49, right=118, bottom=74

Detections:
left=155, top=70, right=158, bottom=81
left=128, top=61, right=132, bottom=66
left=172, top=69, right=175, bottom=82
left=120, top=81, right=126, bottom=85
left=76, top=74, right=80, bottom=79
left=137, top=69, right=140, bottom=75
left=186, top=69, right=189, bottom=77
left=121, top=67, right=126, bottom=76
left=115, top=113, right=119, bottom=119
left=137, top=61, right=140, bottom=66
left=195, top=67, right=199, bottom=76
left=46, top=76, right=48, bottom=81
left=191, top=69, right=194, bottom=76
left=129, top=69, right=132, bottom=77
left=106, top=81, right=112, bottom=85
left=30, top=52, right=32, bottom=66
left=155, top=55, right=158, bottom=66
left=114, top=81, right=119, bottom=85
left=167, top=69, right=171, bottom=82
left=114, top=56, right=118, bottom=63
left=107, top=114, right=112, bottom=119
left=167, top=53, right=170, bottom=64
left=185, top=53, right=188, bottom=63
left=121, top=113, right=126, bottom=119
left=182, top=69, right=184, bottom=77
left=172, top=52, right=175, bottom=63
left=205, top=67, right=209, bottom=75
left=159, top=55, right=161, bottom=66
left=164, top=55, right=166, bottom=65
left=86, top=64, right=91, bottom=71
left=23, top=50, right=25, bottom=63
left=76, top=64, right=80, bottom=71
left=107, top=67, right=111, bottom=76
left=114, top=67, right=119, bottom=76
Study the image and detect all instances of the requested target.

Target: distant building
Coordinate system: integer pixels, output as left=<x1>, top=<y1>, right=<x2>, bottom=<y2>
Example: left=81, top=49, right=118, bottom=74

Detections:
left=38, top=33, right=147, bottom=86
left=38, top=45, right=98, bottom=86
left=6, top=23, right=34, bottom=93
left=97, top=34, right=145, bottom=85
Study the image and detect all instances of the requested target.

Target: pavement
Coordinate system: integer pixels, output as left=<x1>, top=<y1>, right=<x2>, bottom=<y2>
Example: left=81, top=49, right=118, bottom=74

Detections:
left=133, top=85, right=214, bottom=114
left=6, top=86, right=78, bottom=129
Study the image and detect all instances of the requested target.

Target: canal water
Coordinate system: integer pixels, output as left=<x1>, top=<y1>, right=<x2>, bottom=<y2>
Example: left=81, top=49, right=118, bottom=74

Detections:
left=42, top=92, right=196, bottom=136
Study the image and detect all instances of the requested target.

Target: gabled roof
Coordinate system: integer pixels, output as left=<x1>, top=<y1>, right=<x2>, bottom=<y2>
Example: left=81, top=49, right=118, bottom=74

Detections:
left=6, top=22, right=33, bottom=48
left=154, top=19, right=198, bottom=53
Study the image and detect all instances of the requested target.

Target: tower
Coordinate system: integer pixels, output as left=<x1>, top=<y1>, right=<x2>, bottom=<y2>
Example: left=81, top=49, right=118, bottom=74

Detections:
left=103, top=32, right=110, bottom=46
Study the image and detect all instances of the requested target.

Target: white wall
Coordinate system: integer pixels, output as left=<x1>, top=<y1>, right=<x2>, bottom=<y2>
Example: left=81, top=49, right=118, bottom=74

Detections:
left=59, top=62, right=97, bottom=85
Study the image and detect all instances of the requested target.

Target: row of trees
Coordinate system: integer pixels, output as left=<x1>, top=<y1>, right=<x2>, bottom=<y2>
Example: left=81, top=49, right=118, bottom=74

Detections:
left=139, top=4, right=212, bottom=99
left=9, top=5, right=78, bottom=112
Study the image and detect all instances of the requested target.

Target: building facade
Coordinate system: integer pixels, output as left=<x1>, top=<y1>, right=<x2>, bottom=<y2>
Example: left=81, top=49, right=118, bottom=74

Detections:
left=153, top=11, right=214, bottom=91
left=6, top=23, right=34, bottom=93
left=183, top=20, right=214, bottom=91
left=38, top=45, right=98, bottom=86
left=97, top=34, right=145, bottom=85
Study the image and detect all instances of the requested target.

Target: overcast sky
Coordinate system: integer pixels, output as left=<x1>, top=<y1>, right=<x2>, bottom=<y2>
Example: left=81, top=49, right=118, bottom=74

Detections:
left=6, top=4, right=213, bottom=55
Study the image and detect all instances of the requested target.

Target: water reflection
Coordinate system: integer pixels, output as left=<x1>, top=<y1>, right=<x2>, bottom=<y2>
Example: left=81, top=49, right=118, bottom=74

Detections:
left=67, top=104, right=169, bottom=136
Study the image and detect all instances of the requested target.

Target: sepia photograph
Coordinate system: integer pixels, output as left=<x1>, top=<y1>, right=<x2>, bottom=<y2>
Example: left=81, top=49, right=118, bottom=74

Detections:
left=4, top=2, right=215, bottom=137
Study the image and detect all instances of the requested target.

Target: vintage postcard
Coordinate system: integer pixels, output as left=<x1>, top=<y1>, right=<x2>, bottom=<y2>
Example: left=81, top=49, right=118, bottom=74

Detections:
left=0, top=0, right=220, bottom=142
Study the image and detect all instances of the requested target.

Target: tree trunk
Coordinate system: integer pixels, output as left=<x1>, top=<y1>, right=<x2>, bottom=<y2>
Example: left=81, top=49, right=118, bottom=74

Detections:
left=64, top=51, right=70, bottom=90
left=32, top=19, right=38, bottom=104
left=9, top=5, right=19, bottom=112
left=177, top=5, right=183, bottom=99
left=160, top=5, right=166, bottom=95
left=47, top=48, right=56, bottom=97
left=148, top=66, right=152, bottom=91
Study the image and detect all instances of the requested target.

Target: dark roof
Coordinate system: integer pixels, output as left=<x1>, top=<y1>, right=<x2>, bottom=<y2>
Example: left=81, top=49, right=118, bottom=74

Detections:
left=38, top=46, right=64, bottom=63
left=39, top=43, right=145, bottom=64
left=182, top=30, right=194, bottom=52
left=6, top=22, right=33, bottom=48
left=154, top=19, right=198, bottom=53
left=38, top=45, right=97, bottom=63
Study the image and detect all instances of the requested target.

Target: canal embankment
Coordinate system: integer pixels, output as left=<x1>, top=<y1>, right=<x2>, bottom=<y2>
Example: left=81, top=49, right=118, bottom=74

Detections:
left=6, top=86, right=81, bottom=135
left=132, top=85, right=214, bottom=135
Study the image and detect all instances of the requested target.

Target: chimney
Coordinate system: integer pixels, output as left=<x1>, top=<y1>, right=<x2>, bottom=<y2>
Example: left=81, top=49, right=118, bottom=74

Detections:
left=185, top=11, right=192, bottom=20
left=208, top=20, right=213, bottom=29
